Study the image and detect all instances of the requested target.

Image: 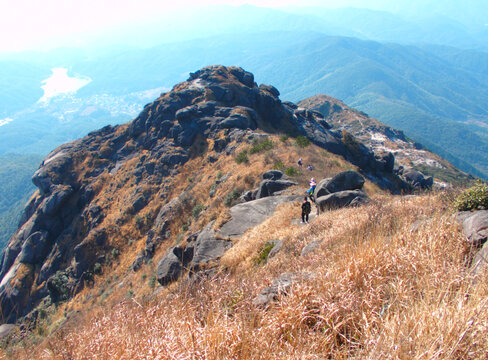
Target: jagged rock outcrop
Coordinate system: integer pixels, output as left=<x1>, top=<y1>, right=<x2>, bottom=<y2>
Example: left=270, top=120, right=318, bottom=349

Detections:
left=299, top=94, right=472, bottom=187
left=0, top=65, right=409, bottom=324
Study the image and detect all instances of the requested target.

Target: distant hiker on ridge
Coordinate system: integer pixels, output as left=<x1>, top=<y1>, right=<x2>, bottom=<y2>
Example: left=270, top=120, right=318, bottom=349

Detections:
left=307, top=164, right=313, bottom=171
left=301, top=197, right=311, bottom=224
left=297, top=157, right=303, bottom=167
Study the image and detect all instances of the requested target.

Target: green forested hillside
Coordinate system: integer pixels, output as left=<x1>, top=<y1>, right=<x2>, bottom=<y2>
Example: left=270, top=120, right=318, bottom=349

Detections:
left=0, top=154, right=43, bottom=249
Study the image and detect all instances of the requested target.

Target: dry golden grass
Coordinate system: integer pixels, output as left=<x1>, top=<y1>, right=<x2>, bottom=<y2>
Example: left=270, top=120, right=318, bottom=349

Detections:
left=3, top=191, right=488, bottom=359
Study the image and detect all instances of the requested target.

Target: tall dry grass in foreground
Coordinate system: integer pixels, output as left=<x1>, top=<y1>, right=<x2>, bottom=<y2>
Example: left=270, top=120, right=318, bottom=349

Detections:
left=3, top=193, right=488, bottom=359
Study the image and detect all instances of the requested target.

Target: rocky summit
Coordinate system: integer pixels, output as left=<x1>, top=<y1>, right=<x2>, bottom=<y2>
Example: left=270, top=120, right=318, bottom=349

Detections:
left=0, top=65, right=432, bottom=324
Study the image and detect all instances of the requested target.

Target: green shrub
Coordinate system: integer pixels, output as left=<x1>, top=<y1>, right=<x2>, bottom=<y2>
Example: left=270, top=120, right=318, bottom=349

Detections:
left=224, top=188, right=242, bottom=207
left=235, top=150, right=249, bottom=164
left=135, top=215, right=144, bottom=229
left=249, top=139, right=274, bottom=154
left=181, top=221, right=190, bottom=232
left=149, top=274, right=157, bottom=289
left=285, top=166, right=300, bottom=176
left=295, top=136, right=310, bottom=148
left=192, top=204, right=204, bottom=218
left=254, top=242, right=276, bottom=265
left=280, top=135, right=290, bottom=142
left=48, top=271, right=70, bottom=303
left=454, top=180, right=488, bottom=211
left=273, top=160, right=285, bottom=170
left=93, top=263, right=102, bottom=274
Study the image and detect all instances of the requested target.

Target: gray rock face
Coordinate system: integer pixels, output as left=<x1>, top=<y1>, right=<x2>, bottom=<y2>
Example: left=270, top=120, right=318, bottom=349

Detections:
left=300, top=241, right=322, bottom=257
left=218, top=195, right=302, bottom=239
left=192, top=222, right=232, bottom=271
left=32, top=150, right=74, bottom=194
left=262, top=170, right=283, bottom=181
left=156, top=249, right=183, bottom=287
left=39, top=185, right=73, bottom=216
left=156, top=222, right=231, bottom=286
left=259, top=84, right=280, bottom=98
left=324, top=170, right=365, bottom=194
left=255, top=180, right=297, bottom=199
left=374, top=151, right=395, bottom=173
left=314, top=171, right=365, bottom=200
left=471, top=242, right=488, bottom=275
left=0, top=324, right=17, bottom=338
left=315, top=178, right=332, bottom=199
left=459, top=210, right=488, bottom=247
left=253, top=272, right=311, bottom=307
left=396, top=167, right=433, bottom=190
left=316, top=190, right=370, bottom=211
left=18, top=231, right=49, bottom=264
left=267, top=239, right=284, bottom=259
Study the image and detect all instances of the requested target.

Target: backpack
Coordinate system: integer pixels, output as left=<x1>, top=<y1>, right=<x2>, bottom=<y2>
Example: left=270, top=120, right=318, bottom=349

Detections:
left=302, top=201, right=311, bottom=214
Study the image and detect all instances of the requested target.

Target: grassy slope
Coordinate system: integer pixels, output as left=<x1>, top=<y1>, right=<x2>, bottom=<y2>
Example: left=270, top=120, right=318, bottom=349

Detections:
left=2, top=138, right=487, bottom=359
left=6, top=193, right=487, bottom=359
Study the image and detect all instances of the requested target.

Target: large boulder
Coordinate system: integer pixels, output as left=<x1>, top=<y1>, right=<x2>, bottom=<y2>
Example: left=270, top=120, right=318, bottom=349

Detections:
left=0, top=324, right=17, bottom=339
left=218, top=195, right=302, bottom=239
left=255, top=180, right=297, bottom=199
left=316, top=190, right=370, bottom=211
left=155, top=235, right=195, bottom=286
left=262, top=170, right=283, bottom=181
left=396, top=167, right=433, bottom=190
left=156, top=249, right=183, bottom=286
left=458, top=210, right=488, bottom=247
left=324, top=170, right=365, bottom=194
left=191, top=222, right=232, bottom=271
left=315, top=178, right=332, bottom=199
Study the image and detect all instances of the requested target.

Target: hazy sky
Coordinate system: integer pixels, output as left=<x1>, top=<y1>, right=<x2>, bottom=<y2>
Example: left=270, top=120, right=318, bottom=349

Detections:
left=0, top=0, right=342, bottom=52
left=1, top=0, right=481, bottom=53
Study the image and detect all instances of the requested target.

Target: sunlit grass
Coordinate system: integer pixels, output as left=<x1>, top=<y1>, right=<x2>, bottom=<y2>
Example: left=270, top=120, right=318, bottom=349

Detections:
left=4, top=192, right=487, bottom=359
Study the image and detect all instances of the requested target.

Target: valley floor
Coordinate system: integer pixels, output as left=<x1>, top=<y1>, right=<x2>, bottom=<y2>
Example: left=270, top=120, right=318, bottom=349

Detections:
left=2, top=192, right=488, bottom=359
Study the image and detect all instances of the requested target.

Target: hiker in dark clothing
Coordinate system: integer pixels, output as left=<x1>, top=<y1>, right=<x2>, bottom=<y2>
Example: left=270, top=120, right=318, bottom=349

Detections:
left=297, top=157, right=303, bottom=167
left=301, top=197, right=311, bottom=223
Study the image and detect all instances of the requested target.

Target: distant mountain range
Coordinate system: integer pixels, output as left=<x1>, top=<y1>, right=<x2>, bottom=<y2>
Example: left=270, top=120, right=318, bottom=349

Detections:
left=2, top=30, right=487, bottom=177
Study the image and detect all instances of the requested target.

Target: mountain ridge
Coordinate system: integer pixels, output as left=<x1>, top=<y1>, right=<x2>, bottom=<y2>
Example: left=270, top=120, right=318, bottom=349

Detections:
left=0, top=65, right=427, bottom=324
left=298, top=94, right=473, bottom=186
